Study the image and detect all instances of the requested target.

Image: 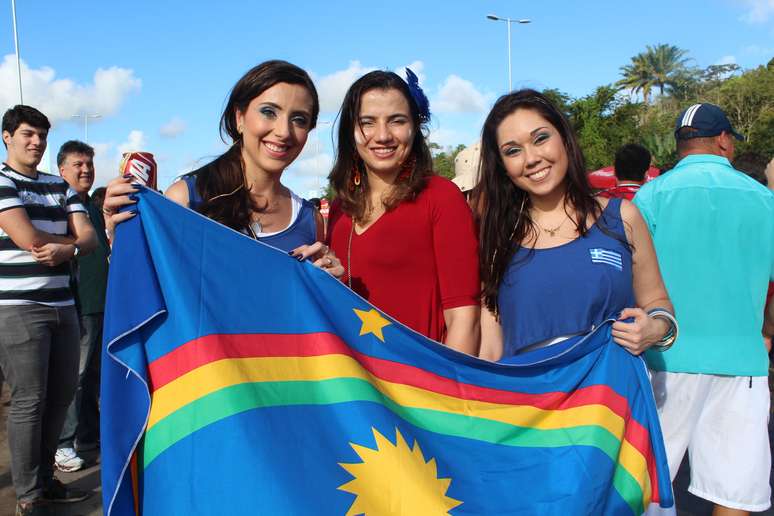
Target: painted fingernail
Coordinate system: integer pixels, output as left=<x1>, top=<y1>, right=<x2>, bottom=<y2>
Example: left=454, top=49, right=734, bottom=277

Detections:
left=288, top=251, right=295, bottom=256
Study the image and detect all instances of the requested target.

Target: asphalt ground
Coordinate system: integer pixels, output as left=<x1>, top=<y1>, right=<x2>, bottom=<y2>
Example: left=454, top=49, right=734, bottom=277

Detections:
left=0, top=381, right=772, bottom=516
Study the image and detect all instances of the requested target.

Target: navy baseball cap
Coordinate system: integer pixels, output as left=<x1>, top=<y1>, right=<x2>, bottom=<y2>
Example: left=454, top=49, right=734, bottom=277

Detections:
left=674, top=103, right=745, bottom=141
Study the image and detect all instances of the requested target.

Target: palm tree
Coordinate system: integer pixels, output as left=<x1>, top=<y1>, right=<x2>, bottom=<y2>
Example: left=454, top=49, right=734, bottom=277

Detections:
left=618, top=54, right=654, bottom=104
left=617, top=44, right=690, bottom=103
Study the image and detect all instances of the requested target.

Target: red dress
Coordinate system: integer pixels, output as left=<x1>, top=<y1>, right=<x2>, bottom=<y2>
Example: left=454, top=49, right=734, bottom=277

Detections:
left=327, top=176, right=480, bottom=342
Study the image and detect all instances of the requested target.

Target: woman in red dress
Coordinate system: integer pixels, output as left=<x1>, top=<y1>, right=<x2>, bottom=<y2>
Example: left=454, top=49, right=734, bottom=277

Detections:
left=325, top=70, right=479, bottom=353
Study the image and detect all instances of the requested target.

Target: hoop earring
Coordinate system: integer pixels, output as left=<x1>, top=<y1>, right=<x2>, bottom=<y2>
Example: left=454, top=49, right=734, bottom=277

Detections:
left=349, top=159, right=362, bottom=192
left=398, top=155, right=416, bottom=182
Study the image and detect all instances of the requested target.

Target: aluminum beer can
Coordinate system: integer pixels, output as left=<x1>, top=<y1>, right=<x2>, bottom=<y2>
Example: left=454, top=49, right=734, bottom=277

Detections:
left=119, top=151, right=157, bottom=190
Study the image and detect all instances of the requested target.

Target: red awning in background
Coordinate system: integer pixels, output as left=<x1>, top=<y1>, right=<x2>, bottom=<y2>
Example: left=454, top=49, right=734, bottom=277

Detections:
left=587, top=166, right=660, bottom=190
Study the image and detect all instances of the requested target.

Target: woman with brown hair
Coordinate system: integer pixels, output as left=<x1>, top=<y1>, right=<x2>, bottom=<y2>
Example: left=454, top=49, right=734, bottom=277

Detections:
left=473, top=89, right=675, bottom=361
left=324, top=70, right=479, bottom=353
left=104, top=60, right=342, bottom=274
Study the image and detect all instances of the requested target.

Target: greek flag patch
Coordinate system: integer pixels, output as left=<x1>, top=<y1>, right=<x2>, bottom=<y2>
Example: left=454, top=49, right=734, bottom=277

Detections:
left=589, top=248, right=623, bottom=271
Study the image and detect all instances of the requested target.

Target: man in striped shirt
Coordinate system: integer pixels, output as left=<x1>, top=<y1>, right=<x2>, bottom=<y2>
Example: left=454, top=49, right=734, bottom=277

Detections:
left=0, top=105, right=97, bottom=516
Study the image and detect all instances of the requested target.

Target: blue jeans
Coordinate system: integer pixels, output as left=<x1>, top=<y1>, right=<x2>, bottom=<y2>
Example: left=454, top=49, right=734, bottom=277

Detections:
left=58, top=313, right=102, bottom=449
left=0, top=304, right=79, bottom=502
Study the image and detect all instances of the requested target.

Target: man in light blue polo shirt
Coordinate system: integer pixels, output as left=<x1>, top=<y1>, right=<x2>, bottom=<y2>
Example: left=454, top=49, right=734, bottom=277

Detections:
left=635, top=103, right=774, bottom=515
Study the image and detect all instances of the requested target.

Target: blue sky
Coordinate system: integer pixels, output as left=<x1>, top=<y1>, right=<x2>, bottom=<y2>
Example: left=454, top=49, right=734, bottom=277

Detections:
left=1, top=0, right=772, bottom=196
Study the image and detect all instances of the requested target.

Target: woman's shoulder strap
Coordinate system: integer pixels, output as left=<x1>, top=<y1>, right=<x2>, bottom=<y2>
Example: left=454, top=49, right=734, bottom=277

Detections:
left=181, top=173, right=203, bottom=210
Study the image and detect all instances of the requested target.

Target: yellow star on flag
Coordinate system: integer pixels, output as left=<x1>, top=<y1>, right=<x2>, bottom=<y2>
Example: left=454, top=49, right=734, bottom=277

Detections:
left=353, top=308, right=392, bottom=342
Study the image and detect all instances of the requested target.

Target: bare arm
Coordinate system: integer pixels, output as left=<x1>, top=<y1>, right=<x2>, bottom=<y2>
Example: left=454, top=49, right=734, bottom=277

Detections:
left=443, top=305, right=480, bottom=355
left=479, top=306, right=504, bottom=361
left=0, top=207, right=75, bottom=249
left=68, top=211, right=97, bottom=254
left=29, top=210, right=97, bottom=266
left=164, top=180, right=190, bottom=207
left=313, top=208, right=325, bottom=243
left=611, top=200, right=674, bottom=354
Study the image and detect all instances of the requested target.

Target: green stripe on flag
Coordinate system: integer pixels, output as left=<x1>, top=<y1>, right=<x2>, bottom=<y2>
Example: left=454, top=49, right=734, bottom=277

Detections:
left=143, top=378, right=644, bottom=513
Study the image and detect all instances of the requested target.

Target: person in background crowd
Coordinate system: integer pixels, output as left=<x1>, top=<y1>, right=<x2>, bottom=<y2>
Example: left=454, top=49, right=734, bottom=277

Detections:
left=54, top=141, right=110, bottom=473
left=307, top=197, right=322, bottom=211
left=104, top=60, right=342, bottom=276
left=90, top=186, right=106, bottom=214
left=473, top=90, right=674, bottom=364
left=0, top=106, right=97, bottom=515
left=321, top=70, right=480, bottom=353
left=599, top=143, right=651, bottom=200
left=635, top=103, right=774, bottom=515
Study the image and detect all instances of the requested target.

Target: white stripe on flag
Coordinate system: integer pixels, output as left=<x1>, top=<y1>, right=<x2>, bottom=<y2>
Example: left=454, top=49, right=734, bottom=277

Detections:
left=592, top=257, right=623, bottom=269
left=589, top=248, right=623, bottom=271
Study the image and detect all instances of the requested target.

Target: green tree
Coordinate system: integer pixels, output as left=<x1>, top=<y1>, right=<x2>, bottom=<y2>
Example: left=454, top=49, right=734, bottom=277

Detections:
left=718, top=64, right=774, bottom=147
left=542, top=88, right=573, bottom=115
left=618, top=54, right=654, bottom=104
left=430, top=143, right=466, bottom=179
left=568, top=86, right=641, bottom=169
left=617, top=44, right=690, bottom=103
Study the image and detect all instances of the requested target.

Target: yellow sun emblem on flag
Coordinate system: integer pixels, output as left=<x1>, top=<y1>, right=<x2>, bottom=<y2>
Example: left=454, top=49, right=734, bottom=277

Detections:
left=338, top=427, right=462, bottom=515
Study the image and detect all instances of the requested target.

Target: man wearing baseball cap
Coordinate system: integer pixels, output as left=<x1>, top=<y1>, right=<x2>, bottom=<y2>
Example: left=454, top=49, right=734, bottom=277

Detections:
left=634, top=103, right=774, bottom=515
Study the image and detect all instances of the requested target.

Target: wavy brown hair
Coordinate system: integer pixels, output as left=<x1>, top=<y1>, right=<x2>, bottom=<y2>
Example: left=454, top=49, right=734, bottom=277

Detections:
left=471, top=89, right=606, bottom=315
left=328, top=71, right=433, bottom=223
left=190, top=60, right=319, bottom=232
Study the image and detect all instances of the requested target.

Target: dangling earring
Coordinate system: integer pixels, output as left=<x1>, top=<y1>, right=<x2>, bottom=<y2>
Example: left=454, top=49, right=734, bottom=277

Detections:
left=349, top=159, right=362, bottom=192
left=398, top=155, right=416, bottom=182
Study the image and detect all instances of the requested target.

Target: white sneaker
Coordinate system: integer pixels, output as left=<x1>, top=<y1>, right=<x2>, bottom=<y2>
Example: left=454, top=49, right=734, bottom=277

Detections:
left=54, top=447, right=85, bottom=472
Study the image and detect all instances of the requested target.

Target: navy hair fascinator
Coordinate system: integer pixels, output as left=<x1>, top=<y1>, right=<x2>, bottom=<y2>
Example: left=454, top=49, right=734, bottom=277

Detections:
left=404, top=68, right=430, bottom=123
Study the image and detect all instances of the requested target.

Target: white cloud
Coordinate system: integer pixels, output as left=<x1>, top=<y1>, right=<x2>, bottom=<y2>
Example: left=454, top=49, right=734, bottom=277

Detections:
left=428, top=127, right=467, bottom=148
left=0, top=55, right=141, bottom=124
left=293, top=153, right=334, bottom=178
left=92, top=130, right=148, bottom=188
left=159, top=117, right=186, bottom=138
left=433, top=75, right=489, bottom=113
left=737, top=0, right=774, bottom=23
left=314, top=61, right=375, bottom=113
left=118, top=130, right=147, bottom=155
left=312, top=60, right=427, bottom=114
left=715, top=55, right=737, bottom=65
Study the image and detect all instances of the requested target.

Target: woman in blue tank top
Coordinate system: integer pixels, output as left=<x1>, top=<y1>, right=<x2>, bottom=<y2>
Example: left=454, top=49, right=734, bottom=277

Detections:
left=103, top=61, right=343, bottom=274
left=473, top=90, right=675, bottom=360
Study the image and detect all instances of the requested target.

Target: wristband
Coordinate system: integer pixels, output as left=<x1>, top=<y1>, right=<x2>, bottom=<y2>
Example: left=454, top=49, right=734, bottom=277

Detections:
left=73, top=244, right=81, bottom=258
left=647, top=308, right=677, bottom=352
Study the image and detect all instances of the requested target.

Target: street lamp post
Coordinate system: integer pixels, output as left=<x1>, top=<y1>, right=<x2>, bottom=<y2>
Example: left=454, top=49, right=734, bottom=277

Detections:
left=71, top=113, right=101, bottom=143
left=11, top=0, right=24, bottom=103
left=486, top=14, right=531, bottom=92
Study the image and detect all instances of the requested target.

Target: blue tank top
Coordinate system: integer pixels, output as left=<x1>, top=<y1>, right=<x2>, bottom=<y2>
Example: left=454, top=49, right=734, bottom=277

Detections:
left=181, top=174, right=317, bottom=252
left=498, top=198, right=634, bottom=357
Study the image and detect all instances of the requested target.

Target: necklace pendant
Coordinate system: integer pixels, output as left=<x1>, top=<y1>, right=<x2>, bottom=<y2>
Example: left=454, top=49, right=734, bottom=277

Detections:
left=546, top=229, right=556, bottom=237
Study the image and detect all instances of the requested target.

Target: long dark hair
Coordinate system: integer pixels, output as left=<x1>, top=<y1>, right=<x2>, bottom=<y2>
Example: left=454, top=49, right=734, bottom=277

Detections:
left=472, top=89, right=602, bottom=314
left=328, top=70, right=433, bottom=223
left=191, top=60, right=319, bottom=232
